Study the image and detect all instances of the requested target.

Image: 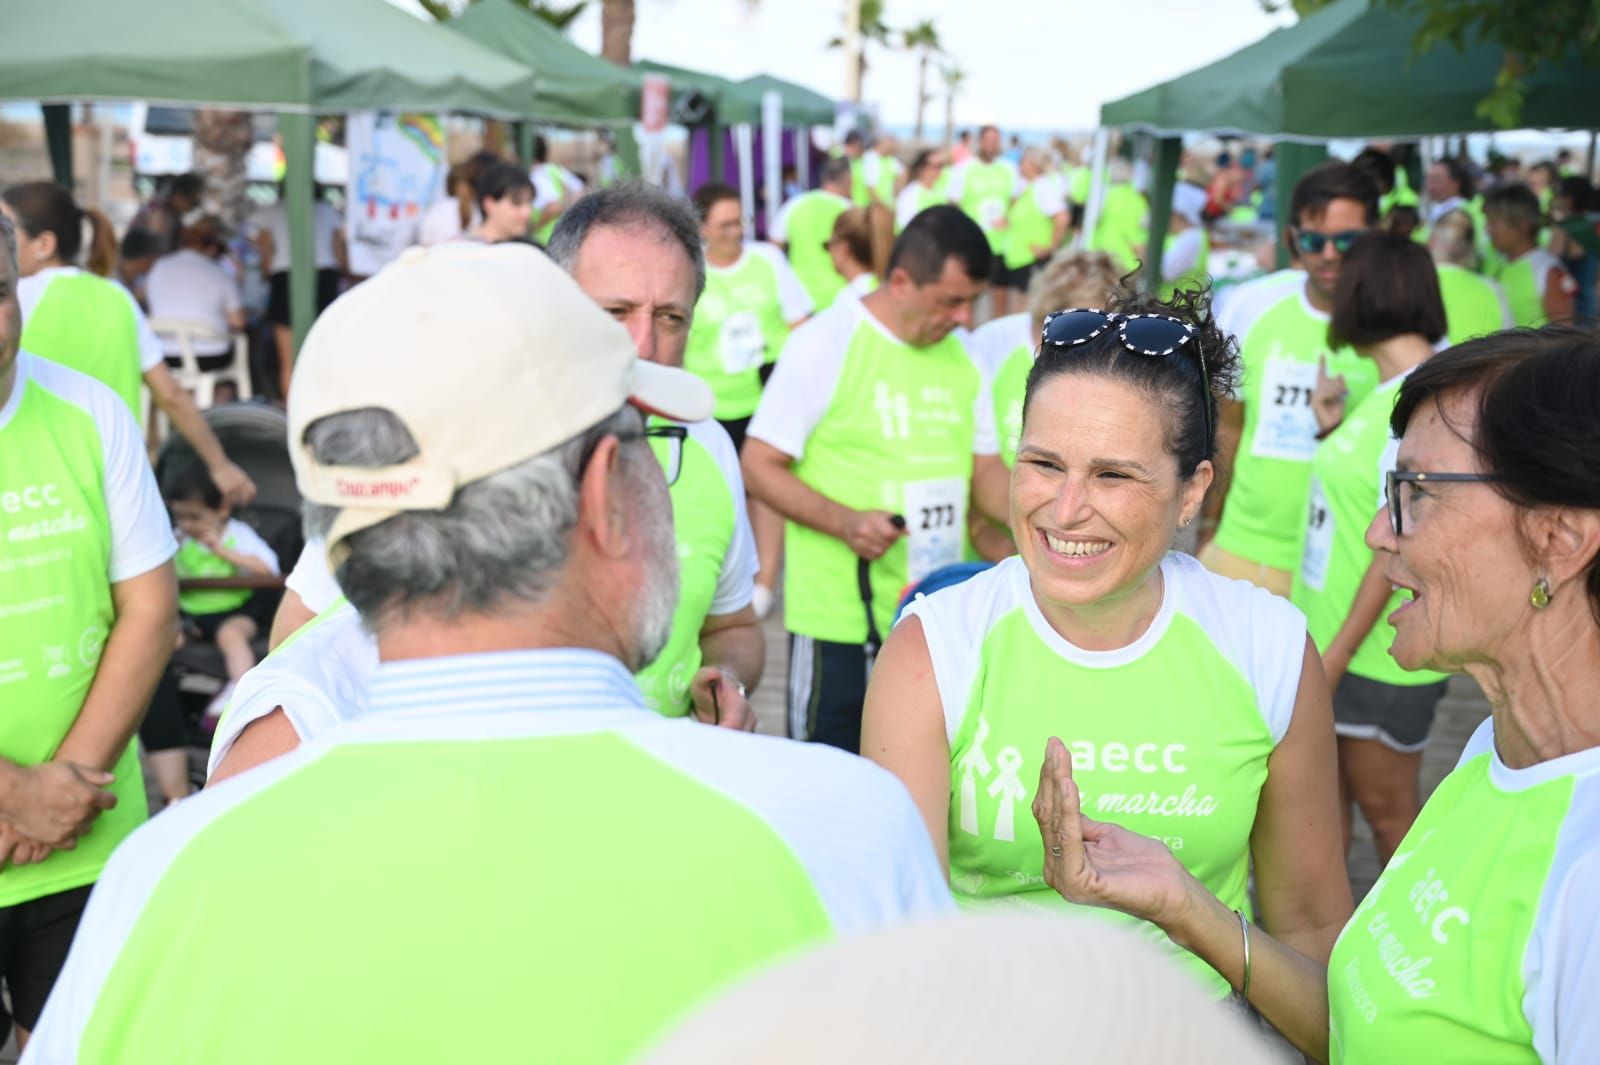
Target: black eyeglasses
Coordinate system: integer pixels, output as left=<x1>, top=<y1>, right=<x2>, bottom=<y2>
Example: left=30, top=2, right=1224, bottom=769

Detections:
left=1384, top=470, right=1499, bottom=536
left=1292, top=228, right=1367, bottom=256
left=578, top=423, right=688, bottom=487
left=1041, top=308, right=1211, bottom=437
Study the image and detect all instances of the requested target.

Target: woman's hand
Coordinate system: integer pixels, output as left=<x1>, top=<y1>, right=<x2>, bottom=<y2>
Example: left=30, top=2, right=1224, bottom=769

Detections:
left=1031, top=737, right=1197, bottom=932
left=1311, top=354, right=1348, bottom=436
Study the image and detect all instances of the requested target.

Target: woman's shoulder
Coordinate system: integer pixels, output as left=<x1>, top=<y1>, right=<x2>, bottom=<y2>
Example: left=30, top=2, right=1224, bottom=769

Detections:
left=898, top=556, right=1024, bottom=636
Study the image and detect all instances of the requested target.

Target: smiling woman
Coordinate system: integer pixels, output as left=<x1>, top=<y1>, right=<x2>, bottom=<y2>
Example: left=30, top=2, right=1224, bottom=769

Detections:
left=861, top=284, right=1355, bottom=1025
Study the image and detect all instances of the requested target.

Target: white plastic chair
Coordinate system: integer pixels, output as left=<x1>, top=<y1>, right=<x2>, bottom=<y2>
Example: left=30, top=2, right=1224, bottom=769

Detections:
left=148, top=317, right=252, bottom=428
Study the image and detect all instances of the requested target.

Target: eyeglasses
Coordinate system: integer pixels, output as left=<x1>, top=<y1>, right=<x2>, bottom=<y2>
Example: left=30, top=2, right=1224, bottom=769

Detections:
left=1292, top=229, right=1367, bottom=256
left=1383, top=470, right=1499, bottom=536
left=578, top=423, right=688, bottom=487
left=1040, top=308, right=1211, bottom=437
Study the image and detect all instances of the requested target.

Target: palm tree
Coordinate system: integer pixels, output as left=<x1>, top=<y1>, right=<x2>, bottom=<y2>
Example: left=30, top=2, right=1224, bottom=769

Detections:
left=939, top=63, right=965, bottom=149
left=902, top=19, right=941, bottom=145
left=600, top=0, right=634, bottom=63
left=828, top=0, right=894, bottom=104
left=418, top=0, right=589, bottom=30
left=191, top=110, right=254, bottom=229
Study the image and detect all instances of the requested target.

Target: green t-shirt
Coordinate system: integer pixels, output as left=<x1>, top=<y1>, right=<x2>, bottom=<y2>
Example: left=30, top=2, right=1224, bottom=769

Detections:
left=1090, top=183, right=1149, bottom=274
left=970, top=311, right=1033, bottom=468
left=1436, top=263, right=1511, bottom=345
left=905, top=553, right=1307, bottom=998
left=1499, top=248, right=1568, bottom=328
left=954, top=158, right=1018, bottom=252
left=1001, top=177, right=1065, bottom=271
left=0, top=354, right=171, bottom=906
left=20, top=270, right=145, bottom=418
left=774, top=190, right=850, bottom=312
left=683, top=243, right=810, bottom=420
left=1291, top=374, right=1448, bottom=687
left=1328, top=718, right=1600, bottom=1063
left=174, top=519, right=279, bottom=617
left=749, top=299, right=987, bottom=643
left=1214, top=274, right=1380, bottom=572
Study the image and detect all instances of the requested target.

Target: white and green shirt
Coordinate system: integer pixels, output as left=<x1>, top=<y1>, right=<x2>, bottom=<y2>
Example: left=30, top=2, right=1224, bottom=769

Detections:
left=1001, top=174, right=1066, bottom=271
left=683, top=241, right=812, bottom=420
left=748, top=297, right=999, bottom=644
left=530, top=162, right=584, bottom=244
left=771, top=189, right=851, bottom=312
left=0, top=353, right=175, bottom=906
left=947, top=157, right=1019, bottom=252
left=1292, top=373, right=1448, bottom=689
left=174, top=518, right=280, bottom=616
left=860, top=150, right=903, bottom=206
left=903, top=552, right=1306, bottom=996
left=18, top=267, right=163, bottom=419
left=1436, top=263, right=1512, bottom=345
left=895, top=181, right=946, bottom=233
left=1215, top=272, right=1380, bottom=573
left=1499, top=247, right=1574, bottom=328
left=967, top=311, right=1034, bottom=468
left=34, top=650, right=953, bottom=1064
left=1328, top=718, right=1600, bottom=1063
left=205, top=418, right=758, bottom=776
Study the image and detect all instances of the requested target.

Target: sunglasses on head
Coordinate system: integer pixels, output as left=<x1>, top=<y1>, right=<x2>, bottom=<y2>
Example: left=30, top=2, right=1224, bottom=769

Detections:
left=1040, top=309, right=1211, bottom=437
left=1292, top=229, right=1367, bottom=256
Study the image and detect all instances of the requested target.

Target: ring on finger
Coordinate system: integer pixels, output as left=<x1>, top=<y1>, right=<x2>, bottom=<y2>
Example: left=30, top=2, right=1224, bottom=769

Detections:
left=1049, top=845, right=1063, bottom=857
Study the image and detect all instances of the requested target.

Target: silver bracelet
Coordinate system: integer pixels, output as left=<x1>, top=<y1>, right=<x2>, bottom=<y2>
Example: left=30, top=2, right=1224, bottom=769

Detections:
left=1235, top=909, right=1252, bottom=1003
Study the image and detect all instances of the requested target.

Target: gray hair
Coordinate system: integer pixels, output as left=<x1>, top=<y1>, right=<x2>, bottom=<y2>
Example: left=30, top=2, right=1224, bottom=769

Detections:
left=1428, top=209, right=1478, bottom=270
left=546, top=180, right=705, bottom=299
left=303, top=405, right=643, bottom=632
left=0, top=212, right=16, bottom=277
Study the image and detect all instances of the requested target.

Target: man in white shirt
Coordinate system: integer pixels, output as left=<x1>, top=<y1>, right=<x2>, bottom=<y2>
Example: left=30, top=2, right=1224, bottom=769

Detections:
left=530, top=134, right=587, bottom=244
left=143, top=217, right=244, bottom=369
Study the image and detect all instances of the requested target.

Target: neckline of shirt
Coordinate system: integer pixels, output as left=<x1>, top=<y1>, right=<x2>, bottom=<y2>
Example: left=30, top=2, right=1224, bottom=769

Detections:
left=0, top=351, right=35, bottom=433
left=1017, top=553, right=1181, bottom=669
left=1484, top=728, right=1600, bottom=793
left=367, top=647, right=646, bottom=715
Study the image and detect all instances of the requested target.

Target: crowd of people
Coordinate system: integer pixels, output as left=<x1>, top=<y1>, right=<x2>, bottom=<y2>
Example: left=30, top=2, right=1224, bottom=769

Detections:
left=0, top=120, right=1597, bottom=1064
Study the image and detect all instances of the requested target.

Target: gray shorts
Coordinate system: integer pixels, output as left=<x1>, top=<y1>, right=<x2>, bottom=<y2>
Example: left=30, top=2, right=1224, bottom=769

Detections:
left=1333, top=673, right=1448, bottom=753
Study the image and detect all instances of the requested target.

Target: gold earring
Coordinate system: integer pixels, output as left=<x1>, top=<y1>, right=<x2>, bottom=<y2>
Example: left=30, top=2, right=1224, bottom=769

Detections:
left=1531, top=577, right=1552, bottom=610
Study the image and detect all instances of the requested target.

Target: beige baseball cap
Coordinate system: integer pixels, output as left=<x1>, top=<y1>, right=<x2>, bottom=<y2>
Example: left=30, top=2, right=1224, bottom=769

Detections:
left=287, top=242, right=712, bottom=558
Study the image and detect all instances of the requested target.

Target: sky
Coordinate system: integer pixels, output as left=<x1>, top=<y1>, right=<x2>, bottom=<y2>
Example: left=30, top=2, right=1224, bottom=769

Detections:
left=391, top=0, right=1298, bottom=133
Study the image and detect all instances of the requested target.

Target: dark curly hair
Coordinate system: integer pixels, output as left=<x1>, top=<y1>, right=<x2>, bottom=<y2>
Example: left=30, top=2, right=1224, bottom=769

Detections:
left=1021, top=281, right=1240, bottom=479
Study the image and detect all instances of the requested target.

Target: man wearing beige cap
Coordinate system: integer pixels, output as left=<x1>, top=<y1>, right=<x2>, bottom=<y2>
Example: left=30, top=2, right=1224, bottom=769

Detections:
left=26, top=243, right=951, bottom=1064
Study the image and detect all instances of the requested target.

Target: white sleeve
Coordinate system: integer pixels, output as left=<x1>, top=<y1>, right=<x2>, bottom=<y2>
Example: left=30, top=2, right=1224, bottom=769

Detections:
left=115, top=284, right=165, bottom=372
left=896, top=185, right=922, bottom=231
left=690, top=420, right=759, bottom=616
left=1161, top=229, right=1204, bottom=282
left=769, top=197, right=800, bottom=244
left=750, top=243, right=814, bottom=322
left=561, top=166, right=586, bottom=196
left=944, top=162, right=968, bottom=201
left=971, top=372, right=999, bottom=457
left=79, top=366, right=177, bottom=582
left=284, top=538, right=343, bottom=615
left=1529, top=800, right=1600, bottom=1065
left=1492, top=278, right=1514, bottom=329
left=746, top=309, right=853, bottom=461
left=862, top=154, right=881, bottom=187
left=1035, top=174, right=1068, bottom=217
left=224, top=519, right=280, bottom=575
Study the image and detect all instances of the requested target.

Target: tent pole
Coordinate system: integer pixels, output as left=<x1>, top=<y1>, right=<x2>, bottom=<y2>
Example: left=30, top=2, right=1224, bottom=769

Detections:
left=281, top=112, right=318, bottom=355
left=1078, top=126, right=1111, bottom=252
left=761, top=92, right=783, bottom=238
left=514, top=122, right=535, bottom=167
left=735, top=124, right=756, bottom=231
left=796, top=128, right=810, bottom=189
left=1587, top=131, right=1597, bottom=181
left=1144, top=136, right=1181, bottom=294
left=42, top=105, right=73, bottom=188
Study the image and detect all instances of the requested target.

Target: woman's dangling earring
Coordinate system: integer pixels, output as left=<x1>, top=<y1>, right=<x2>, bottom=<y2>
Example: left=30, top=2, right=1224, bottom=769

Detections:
left=1531, top=576, right=1552, bottom=610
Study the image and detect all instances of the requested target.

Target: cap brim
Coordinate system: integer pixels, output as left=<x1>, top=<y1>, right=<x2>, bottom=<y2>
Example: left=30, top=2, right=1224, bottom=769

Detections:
left=630, top=360, right=715, bottom=424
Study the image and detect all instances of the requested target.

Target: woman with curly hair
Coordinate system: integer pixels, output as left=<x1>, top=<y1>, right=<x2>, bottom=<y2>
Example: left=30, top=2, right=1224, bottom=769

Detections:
left=863, top=284, right=1353, bottom=1005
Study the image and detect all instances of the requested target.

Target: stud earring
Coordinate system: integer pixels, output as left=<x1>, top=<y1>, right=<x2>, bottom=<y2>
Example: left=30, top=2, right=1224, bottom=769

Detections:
left=1531, top=577, right=1552, bottom=610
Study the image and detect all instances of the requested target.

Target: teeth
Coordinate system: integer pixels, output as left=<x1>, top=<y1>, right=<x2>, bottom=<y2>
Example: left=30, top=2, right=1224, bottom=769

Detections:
left=1045, top=533, right=1111, bottom=557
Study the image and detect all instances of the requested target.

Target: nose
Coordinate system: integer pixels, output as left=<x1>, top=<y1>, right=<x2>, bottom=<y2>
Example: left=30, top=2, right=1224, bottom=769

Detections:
left=624, top=311, right=657, bottom=363
left=951, top=302, right=975, bottom=330
left=1365, top=505, right=1396, bottom=554
left=1050, top=475, right=1091, bottom=526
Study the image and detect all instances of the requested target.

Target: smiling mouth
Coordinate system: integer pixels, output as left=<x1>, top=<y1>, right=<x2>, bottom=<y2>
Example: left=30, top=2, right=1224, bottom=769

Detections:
left=1042, top=531, right=1112, bottom=558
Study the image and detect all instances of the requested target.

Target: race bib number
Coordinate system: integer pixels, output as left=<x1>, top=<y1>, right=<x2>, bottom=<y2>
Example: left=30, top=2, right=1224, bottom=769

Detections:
left=978, top=197, right=1007, bottom=230
left=904, top=478, right=966, bottom=583
left=1300, top=477, right=1333, bottom=591
left=718, top=312, right=766, bottom=374
left=1251, top=359, right=1319, bottom=463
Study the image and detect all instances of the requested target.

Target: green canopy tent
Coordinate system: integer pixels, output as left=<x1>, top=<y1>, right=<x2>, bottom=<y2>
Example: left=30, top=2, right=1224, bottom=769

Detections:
left=0, top=0, right=539, bottom=347
left=733, top=75, right=835, bottom=129
left=1095, top=0, right=1600, bottom=290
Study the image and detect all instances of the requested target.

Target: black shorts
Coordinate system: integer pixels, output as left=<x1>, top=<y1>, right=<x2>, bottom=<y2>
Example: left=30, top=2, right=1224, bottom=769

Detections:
left=719, top=416, right=752, bottom=455
left=266, top=268, right=342, bottom=326
left=0, top=885, right=94, bottom=1037
left=182, top=590, right=273, bottom=643
left=987, top=253, right=1009, bottom=286
left=1333, top=673, right=1448, bottom=752
left=787, top=635, right=870, bottom=754
left=1006, top=258, right=1047, bottom=291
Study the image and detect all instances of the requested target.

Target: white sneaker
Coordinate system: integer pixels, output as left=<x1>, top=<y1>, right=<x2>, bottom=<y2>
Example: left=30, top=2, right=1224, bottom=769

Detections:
left=751, top=585, right=775, bottom=620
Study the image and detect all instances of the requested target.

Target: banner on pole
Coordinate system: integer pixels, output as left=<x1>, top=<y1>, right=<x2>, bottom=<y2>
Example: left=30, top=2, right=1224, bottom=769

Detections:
left=346, top=111, right=446, bottom=276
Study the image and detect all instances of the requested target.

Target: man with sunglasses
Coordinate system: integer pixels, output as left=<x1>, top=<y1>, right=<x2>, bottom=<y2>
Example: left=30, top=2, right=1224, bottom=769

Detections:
left=1199, top=163, right=1382, bottom=597
left=743, top=205, right=1004, bottom=754
left=31, top=244, right=952, bottom=1063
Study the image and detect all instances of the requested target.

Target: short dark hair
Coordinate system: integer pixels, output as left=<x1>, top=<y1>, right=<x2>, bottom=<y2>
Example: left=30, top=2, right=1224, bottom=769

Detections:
left=1289, top=162, right=1380, bottom=228
left=886, top=204, right=991, bottom=286
left=169, top=173, right=204, bottom=202
left=1433, top=157, right=1476, bottom=201
left=533, top=135, right=550, bottom=164
left=690, top=182, right=740, bottom=222
left=1351, top=147, right=1397, bottom=195
left=843, top=130, right=864, bottom=148
left=546, top=180, right=705, bottom=298
left=1022, top=283, right=1240, bottom=478
left=1483, top=183, right=1544, bottom=235
left=159, top=453, right=222, bottom=510
left=473, top=160, right=533, bottom=213
left=820, top=157, right=853, bottom=190
left=119, top=227, right=165, bottom=262
left=910, top=148, right=939, bottom=174
left=1329, top=232, right=1446, bottom=349
left=1391, top=325, right=1600, bottom=622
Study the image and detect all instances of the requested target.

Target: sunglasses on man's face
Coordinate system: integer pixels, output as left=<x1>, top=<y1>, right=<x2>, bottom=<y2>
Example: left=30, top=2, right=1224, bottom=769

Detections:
left=1292, top=229, right=1367, bottom=256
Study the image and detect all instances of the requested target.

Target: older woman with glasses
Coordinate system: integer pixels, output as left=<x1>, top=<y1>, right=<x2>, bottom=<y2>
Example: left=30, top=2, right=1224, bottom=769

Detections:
left=1033, top=325, right=1600, bottom=1063
left=1292, top=232, right=1451, bottom=870
left=862, top=287, right=1353, bottom=1008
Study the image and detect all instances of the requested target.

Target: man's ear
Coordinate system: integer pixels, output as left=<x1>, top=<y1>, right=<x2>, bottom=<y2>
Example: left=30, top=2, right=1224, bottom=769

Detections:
left=576, top=434, right=631, bottom=560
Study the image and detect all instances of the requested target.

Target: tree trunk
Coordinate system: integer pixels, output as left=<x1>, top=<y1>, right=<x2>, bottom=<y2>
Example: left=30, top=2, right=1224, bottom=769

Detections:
left=191, top=110, right=254, bottom=229
left=600, top=0, right=635, bottom=65
left=944, top=89, right=955, bottom=149
left=914, top=51, right=928, bottom=144
left=843, top=0, right=862, bottom=103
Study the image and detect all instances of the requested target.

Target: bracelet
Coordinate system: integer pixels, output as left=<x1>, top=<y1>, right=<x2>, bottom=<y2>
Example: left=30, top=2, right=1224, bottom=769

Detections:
left=1235, top=909, right=1252, bottom=1003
